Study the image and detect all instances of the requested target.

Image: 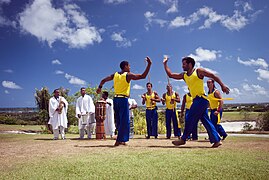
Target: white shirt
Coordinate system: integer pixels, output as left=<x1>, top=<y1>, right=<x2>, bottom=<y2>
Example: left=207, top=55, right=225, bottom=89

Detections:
left=48, top=96, right=68, bottom=129
left=128, top=98, right=137, bottom=117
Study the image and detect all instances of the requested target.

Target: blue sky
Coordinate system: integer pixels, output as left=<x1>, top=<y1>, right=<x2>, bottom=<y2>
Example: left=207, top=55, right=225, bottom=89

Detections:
left=0, top=0, right=269, bottom=107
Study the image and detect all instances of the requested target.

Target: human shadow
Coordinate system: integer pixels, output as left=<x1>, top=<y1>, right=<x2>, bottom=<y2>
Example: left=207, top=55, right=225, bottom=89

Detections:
left=146, top=145, right=211, bottom=149
left=74, top=144, right=116, bottom=148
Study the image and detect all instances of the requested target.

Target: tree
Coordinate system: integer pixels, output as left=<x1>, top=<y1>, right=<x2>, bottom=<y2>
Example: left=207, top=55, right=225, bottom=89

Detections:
left=34, top=87, right=51, bottom=132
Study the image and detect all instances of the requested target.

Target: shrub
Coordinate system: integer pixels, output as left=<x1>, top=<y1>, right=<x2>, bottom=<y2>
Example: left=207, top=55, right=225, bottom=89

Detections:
left=256, top=112, right=269, bottom=131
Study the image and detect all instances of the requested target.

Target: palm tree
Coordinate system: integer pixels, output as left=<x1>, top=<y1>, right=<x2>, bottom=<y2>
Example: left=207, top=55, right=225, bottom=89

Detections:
left=35, top=87, right=51, bottom=132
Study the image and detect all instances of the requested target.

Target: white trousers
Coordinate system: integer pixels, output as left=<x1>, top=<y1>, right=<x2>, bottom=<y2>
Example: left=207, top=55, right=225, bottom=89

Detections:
left=53, top=126, right=65, bottom=140
left=79, top=123, right=95, bottom=139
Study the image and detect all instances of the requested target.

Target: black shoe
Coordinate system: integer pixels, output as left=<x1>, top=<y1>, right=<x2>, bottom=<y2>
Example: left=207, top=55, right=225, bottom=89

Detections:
left=166, top=137, right=171, bottom=139
left=146, top=136, right=150, bottom=139
left=155, top=136, right=158, bottom=139
left=222, top=135, right=228, bottom=141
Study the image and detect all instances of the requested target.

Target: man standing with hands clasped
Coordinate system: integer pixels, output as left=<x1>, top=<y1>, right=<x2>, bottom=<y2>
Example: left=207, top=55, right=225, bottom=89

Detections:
left=163, top=56, right=230, bottom=148
left=96, top=57, right=152, bottom=146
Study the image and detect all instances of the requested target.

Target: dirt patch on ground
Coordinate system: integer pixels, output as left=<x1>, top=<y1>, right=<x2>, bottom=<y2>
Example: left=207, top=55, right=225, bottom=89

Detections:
left=1, top=134, right=269, bottom=170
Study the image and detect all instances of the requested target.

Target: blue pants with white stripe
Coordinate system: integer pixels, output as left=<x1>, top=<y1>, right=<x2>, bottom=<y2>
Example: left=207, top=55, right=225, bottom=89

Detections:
left=113, top=97, right=130, bottom=142
left=210, top=109, right=227, bottom=138
left=182, top=97, right=220, bottom=143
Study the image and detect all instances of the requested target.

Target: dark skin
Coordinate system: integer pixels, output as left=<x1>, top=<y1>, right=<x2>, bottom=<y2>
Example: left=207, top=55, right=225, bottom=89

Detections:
left=77, top=88, right=86, bottom=118
left=101, top=93, right=112, bottom=106
left=207, top=79, right=223, bottom=116
left=53, top=89, right=65, bottom=111
left=96, top=56, right=152, bottom=94
left=180, top=92, right=191, bottom=118
left=163, top=57, right=230, bottom=94
left=141, top=83, right=161, bottom=105
left=161, top=85, right=180, bottom=105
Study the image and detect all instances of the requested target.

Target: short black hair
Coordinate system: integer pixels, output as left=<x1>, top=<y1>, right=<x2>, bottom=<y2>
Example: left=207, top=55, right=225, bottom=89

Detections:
left=103, top=91, right=109, bottom=97
left=146, top=82, right=152, bottom=87
left=120, top=61, right=129, bottom=70
left=80, top=87, right=86, bottom=91
left=53, top=89, right=59, bottom=93
left=182, top=57, right=195, bottom=67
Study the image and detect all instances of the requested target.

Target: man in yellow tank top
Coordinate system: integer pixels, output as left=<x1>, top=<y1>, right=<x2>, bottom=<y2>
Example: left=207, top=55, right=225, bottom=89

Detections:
left=181, top=92, right=198, bottom=140
left=96, top=57, right=152, bottom=146
left=141, top=82, right=161, bottom=139
left=163, top=56, right=230, bottom=148
left=161, top=84, right=181, bottom=139
left=207, top=79, right=228, bottom=140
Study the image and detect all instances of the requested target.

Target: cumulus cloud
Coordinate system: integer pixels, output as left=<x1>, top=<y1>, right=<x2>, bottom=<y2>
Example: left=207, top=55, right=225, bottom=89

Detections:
left=4, top=90, right=9, bottom=94
left=104, top=0, right=129, bottom=4
left=229, top=87, right=242, bottom=97
left=221, top=10, right=248, bottom=31
left=158, top=4, right=260, bottom=31
left=188, top=47, right=221, bottom=62
left=132, top=84, right=144, bottom=90
left=144, top=11, right=168, bottom=30
left=243, top=83, right=268, bottom=96
left=65, top=73, right=86, bottom=86
left=255, top=69, right=269, bottom=82
left=158, top=0, right=179, bottom=14
left=52, top=59, right=62, bottom=65
left=237, top=57, right=268, bottom=69
left=0, top=0, right=16, bottom=27
left=111, top=31, right=132, bottom=48
left=3, top=69, right=13, bottom=73
left=2, top=80, right=22, bottom=89
left=55, top=70, right=64, bottom=74
left=19, top=0, right=102, bottom=48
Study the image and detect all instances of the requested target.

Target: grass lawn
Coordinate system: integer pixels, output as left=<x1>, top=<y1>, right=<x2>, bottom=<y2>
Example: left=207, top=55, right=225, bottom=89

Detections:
left=0, top=133, right=268, bottom=179
left=222, top=111, right=262, bottom=121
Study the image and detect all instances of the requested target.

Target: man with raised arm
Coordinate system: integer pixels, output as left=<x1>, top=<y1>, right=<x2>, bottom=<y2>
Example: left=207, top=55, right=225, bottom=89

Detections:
left=96, top=57, right=152, bottom=146
left=163, top=56, right=229, bottom=148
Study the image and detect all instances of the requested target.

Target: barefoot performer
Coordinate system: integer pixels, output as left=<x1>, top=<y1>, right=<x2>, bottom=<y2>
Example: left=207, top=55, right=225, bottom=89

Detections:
left=96, top=57, right=152, bottom=146
left=163, top=56, right=230, bottom=148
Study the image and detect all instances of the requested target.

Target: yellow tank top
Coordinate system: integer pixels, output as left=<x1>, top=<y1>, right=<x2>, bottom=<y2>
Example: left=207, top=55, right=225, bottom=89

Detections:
left=145, top=92, right=156, bottom=109
left=185, top=93, right=193, bottom=109
left=183, top=69, right=205, bottom=98
left=165, top=92, right=176, bottom=110
left=113, top=72, right=130, bottom=96
left=208, top=89, right=219, bottom=109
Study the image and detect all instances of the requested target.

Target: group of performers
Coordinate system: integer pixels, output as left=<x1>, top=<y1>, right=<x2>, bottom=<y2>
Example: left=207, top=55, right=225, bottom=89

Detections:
left=48, top=55, right=229, bottom=148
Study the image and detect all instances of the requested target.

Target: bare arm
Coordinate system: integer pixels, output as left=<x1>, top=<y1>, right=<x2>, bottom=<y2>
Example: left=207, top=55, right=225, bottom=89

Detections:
left=214, top=90, right=223, bottom=115
left=197, top=68, right=230, bottom=94
left=152, top=92, right=161, bottom=102
left=163, top=57, right=184, bottom=80
left=141, top=93, right=146, bottom=105
left=174, top=92, right=181, bottom=103
left=180, top=95, right=186, bottom=118
left=161, top=93, right=166, bottom=105
left=96, top=74, right=114, bottom=94
left=127, top=56, right=152, bottom=82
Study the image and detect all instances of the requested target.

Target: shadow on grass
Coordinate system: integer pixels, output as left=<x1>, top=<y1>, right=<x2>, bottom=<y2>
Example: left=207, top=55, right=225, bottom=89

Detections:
left=74, top=144, right=116, bottom=148
left=146, top=145, right=210, bottom=148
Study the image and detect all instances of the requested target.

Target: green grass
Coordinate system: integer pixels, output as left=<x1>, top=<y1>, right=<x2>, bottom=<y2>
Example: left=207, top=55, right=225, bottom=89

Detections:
left=222, top=112, right=262, bottom=121
left=0, top=134, right=268, bottom=180
left=0, top=124, right=44, bottom=131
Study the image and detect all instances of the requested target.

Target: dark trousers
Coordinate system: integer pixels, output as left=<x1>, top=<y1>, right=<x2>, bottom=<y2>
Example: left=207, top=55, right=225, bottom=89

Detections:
left=146, top=107, right=158, bottom=137
left=165, top=109, right=180, bottom=138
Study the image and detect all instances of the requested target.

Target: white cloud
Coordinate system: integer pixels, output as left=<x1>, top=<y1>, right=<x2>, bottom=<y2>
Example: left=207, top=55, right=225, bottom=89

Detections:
left=158, top=0, right=178, bottom=14
left=255, top=69, right=269, bottom=82
left=243, top=83, right=268, bottom=96
left=55, top=70, right=64, bottom=74
left=3, top=69, right=13, bottom=73
left=0, top=0, right=16, bottom=27
left=65, top=73, right=86, bottom=86
left=52, top=59, right=62, bottom=65
left=19, top=0, right=102, bottom=48
left=144, top=11, right=168, bottom=30
left=235, top=1, right=253, bottom=12
left=188, top=47, right=221, bottom=62
left=111, top=31, right=132, bottom=48
left=169, top=16, right=191, bottom=28
left=104, top=0, right=128, bottom=4
left=237, top=57, right=268, bottom=69
left=4, top=90, right=9, bottom=94
left=2, top=81, right=22, bottom=89
left=221, top=10, right=248, bottom=31
left=229, top=87, right=242, bottom=97
left=132, top=84, right=144, bottom=90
